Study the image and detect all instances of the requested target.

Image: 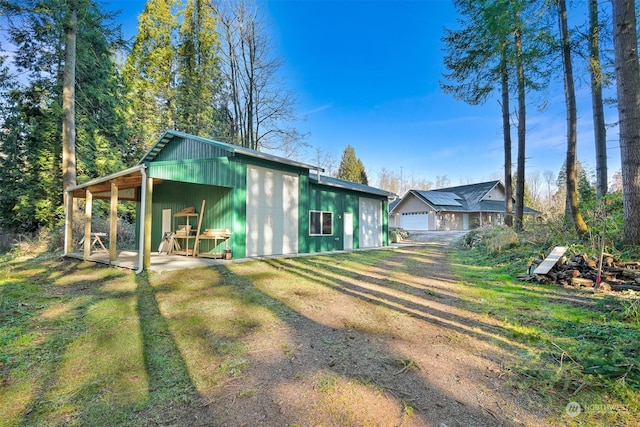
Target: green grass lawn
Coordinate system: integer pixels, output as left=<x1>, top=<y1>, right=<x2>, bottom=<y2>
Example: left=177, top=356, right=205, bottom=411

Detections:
left=449, top=239, right=640, bottom=426
left=1, top=243, right=638, bottom=426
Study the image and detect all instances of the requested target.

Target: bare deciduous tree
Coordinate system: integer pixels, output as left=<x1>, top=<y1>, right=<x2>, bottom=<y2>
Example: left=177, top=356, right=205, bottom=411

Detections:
left=214, top=0, right=306, bottom=156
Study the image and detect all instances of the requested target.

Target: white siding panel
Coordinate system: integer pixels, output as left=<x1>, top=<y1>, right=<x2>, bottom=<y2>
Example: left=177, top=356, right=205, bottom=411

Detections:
left=246, top=166, right=298, bottom=256
left=359, top=197, right=382, bottom=248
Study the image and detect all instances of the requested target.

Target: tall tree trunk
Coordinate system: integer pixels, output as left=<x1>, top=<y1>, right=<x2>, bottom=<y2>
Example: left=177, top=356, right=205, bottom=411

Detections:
left=589, top=0, right=607, bottom=199
left=515, top=11, right=526, bottom=232
left=500, top=42, right=514, bottom=227
left=558, top=0, right=588, bottom=236
left=612, top=0, right=640, bottom=245
left=62, top=1, right=77, bottom=194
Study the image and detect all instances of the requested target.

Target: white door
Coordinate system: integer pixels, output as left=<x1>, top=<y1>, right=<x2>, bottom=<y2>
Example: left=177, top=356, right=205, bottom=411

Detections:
left=343, top=212, right=353, bottom=250
left=246, top=166, right=299, bottom=256
left=401, top=213, right=429, bottom=231
left=359, top=198, right=382, bottom=248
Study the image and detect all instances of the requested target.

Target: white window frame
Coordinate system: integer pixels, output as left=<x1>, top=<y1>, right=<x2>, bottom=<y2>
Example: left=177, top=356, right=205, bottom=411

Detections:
left=309, top=210, right=333, bottom=236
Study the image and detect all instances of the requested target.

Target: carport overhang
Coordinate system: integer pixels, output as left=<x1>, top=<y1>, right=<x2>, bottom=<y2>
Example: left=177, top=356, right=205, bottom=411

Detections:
left=63, top=165, right=158, bottom=273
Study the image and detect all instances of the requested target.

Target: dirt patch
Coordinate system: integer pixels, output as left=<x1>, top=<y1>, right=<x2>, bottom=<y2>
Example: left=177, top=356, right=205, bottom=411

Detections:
left=146, top=234, right=549, bottom=426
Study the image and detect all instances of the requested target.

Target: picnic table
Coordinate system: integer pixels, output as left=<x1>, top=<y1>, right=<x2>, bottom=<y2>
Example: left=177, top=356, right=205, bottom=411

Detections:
left=78, top=232, right=108, bottom=252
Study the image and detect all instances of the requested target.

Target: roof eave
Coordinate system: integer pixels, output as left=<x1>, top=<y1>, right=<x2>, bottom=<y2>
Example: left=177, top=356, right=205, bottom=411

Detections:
left=65, top=164, right=146, bottom=194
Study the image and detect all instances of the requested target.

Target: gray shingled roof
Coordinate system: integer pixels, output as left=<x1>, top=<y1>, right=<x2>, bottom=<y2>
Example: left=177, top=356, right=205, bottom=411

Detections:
left=394, top=180, right=540, bottom=214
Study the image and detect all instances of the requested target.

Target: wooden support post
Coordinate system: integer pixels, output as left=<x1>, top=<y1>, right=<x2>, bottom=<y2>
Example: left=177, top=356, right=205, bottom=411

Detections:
left=143, top=176, right=153, bottom=269
left=109, top=182, right=118, bottom=264
left=84, top=189, right=93, bottom=260
left=64, top=191, right=74, bottom=254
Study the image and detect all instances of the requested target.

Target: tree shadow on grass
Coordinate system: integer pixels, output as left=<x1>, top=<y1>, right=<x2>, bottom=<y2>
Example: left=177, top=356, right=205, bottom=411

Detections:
left=3, top=260, right=131, bottom=426
left=132, top=272, right=210, bottom=425
left=2, top=258, right=208, bottom=426
left=197, top=260, right=545, bottom=427
left=264, top=253, right=531, bottom=356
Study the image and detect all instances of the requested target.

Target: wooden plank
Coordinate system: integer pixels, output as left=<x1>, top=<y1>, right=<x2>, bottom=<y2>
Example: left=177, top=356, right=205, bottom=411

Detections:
left=194, top=199, right=206, bottom=256
left=534, top=246, right=567, bottom=275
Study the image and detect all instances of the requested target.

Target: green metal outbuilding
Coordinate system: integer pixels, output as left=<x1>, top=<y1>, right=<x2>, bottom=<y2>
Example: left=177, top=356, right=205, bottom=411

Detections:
left=64, top=130, right=394, bottom=271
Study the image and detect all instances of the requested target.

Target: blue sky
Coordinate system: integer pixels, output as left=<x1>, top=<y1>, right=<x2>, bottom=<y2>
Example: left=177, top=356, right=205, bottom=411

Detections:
left=108, top=0, right=621, bottom=188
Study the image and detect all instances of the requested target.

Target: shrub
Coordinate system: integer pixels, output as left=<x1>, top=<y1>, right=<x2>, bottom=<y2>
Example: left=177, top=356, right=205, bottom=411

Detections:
left=389, top=227, right=409, bottom=243
left=460, top=226, right=518, bottom=254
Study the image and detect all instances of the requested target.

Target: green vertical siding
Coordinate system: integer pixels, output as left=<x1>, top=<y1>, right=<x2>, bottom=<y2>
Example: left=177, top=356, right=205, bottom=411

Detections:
left=151, top=181, right=234, bottom=252
left=305, top=186, right=346, bottom=252
left=231, top=186, right=246, bottom=258
left=148, top=158, right=244, bottom=187
left=297, top=174, right=310, bottom=253
left=153, top=136, right=232, bottom=162
left=304, top=181, right=388, bottom=252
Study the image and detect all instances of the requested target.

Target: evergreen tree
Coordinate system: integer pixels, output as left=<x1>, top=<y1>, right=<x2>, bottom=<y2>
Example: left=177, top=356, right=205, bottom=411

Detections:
left=0, top=57, right=30, bottom=230
left=442, top=0, right=551, bottom=229
left=557, top=0, right=588, bottom=235
left=337, top=145, right=368, bottom=185
left=612, top=0, right=640, bottom=244
left=0, top=0, right=130, bottom=230
left=175, top=0, right=222, bottom=137
left=125, top=0, right=225, bottom=145
left=123, top=0, right=180, bottom=149
left=588, top=0, right=608, bottom=199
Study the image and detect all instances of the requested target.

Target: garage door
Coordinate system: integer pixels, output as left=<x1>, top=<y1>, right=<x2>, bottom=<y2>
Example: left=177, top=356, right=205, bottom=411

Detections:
left=401, top=213, right=429, bottom=231
left=359, top=197, right=382, bottom=248
left=246, top=166, right=298, bottom=256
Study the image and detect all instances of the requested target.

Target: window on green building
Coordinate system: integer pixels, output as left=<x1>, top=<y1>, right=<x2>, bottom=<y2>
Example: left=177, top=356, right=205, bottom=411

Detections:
left=309, top=211, right=333, bottom=235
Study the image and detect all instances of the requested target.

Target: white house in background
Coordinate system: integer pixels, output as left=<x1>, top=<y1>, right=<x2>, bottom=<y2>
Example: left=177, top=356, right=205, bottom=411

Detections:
left=389, top=180, right=540, bottom=231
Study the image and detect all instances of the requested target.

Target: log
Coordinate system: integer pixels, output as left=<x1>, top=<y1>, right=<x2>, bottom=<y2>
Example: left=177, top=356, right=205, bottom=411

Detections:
left=569, top=277, right=595, bottom=288
left=526, top=247, right=640, bottom=293
left=621, top=268, right=640, bottom=279
left=609, top=283, right=640, bottom=292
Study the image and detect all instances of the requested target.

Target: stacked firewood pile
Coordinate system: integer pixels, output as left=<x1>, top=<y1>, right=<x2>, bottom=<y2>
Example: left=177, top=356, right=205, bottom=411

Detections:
left=522, top=251, right=640, bottom=292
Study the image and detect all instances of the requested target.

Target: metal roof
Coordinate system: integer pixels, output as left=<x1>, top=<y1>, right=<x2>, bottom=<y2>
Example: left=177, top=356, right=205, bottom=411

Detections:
left=309, top=173, right=396, bottom=198
left=140, top=129, right=323, bottom=172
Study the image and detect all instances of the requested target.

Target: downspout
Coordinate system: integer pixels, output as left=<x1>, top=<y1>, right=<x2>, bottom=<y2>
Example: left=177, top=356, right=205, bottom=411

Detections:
left=136, top=166, right=148, bottom=274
